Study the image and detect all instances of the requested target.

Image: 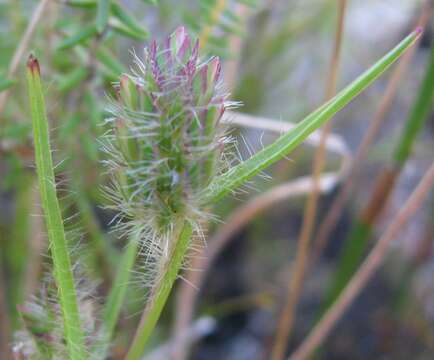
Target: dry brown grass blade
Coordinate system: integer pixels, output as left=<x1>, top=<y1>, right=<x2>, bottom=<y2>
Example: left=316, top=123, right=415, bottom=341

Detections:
left=272, top=2, right=347, bottom=358
left=289, top=161, right=434, bottom=360
left=311, top=1, right=432, bottom=262
left=172, top=110, right=351, bottom=359
left=0, top=0, right=50, bottom=115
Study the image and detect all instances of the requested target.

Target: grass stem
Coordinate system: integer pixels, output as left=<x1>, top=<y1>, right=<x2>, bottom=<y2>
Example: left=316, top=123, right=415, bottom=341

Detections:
left=311, top=3, right=431, bottom=261
left=95, top=232, right=140, bottom=359
left=323, top=39, right=434, bottom=311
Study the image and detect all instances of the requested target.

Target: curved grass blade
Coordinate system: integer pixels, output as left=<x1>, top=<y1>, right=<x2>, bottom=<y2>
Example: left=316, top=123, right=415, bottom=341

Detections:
left=204, top=29, right=422, bottom=203
left=26, top=55, right=86, bottom=360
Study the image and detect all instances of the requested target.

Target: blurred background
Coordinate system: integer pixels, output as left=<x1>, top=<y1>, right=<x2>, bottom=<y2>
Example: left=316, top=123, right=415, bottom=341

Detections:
left=0, top=0, right=433, bottom=359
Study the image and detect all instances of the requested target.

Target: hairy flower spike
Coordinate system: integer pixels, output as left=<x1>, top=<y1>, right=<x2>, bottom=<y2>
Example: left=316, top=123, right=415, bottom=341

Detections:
left=103, top=26, right=234, bottom=242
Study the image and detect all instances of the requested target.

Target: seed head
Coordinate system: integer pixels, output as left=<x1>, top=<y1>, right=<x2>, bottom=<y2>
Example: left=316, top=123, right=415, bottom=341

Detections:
left=103, top=26, right=235, bottom=236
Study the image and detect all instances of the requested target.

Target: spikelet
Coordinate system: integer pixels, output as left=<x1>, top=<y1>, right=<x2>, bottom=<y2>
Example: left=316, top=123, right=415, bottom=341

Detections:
left=101, top=26, right=236, bottom=264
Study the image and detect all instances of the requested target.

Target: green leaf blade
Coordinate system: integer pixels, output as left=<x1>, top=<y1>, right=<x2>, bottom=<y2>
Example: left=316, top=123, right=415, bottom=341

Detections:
left=96, top=0, right=111, bottom=33
left=26, top=55, right=86, bottom=360
left=57, top=24, right=97, bottom=50
left=110, top=2, right=148, bottom=39
left=205, top=29, right=422, bottom=203
left=394, top=38, right=434, bottom=165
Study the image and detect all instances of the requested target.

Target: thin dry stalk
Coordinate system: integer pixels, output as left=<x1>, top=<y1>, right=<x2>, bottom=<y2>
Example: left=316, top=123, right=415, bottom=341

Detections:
left=311, top=2, right=432, bottom=262
left=272, top=2, right=347, bottom=358
left=0, top=0, right=50, bottom=115
left=413, top=216, right=434, bottom=265
left=289, top=161, right=434, bottom=360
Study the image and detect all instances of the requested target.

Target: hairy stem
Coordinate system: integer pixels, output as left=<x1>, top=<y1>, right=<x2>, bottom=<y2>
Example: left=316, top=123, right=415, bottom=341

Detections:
left=126, top=221, right=193, bottom=360
left=101, top=28, right=419, bottom=360
left=26, top=55, right=86, bottom=360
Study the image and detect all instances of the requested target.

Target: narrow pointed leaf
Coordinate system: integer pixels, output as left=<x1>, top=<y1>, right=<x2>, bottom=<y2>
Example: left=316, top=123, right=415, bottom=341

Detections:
left=109, top=18, right=147, bottom=40
left=64, top=0, right=97, bottom=8
left=96, top=0, right=110, bottom=33
left=57, top=24, right=97, bottom=50
left=110, top=2, right=148, bottom=39
left=26, top=55, right=86, bottom=360
left=204, top=29, right=422, bottom=203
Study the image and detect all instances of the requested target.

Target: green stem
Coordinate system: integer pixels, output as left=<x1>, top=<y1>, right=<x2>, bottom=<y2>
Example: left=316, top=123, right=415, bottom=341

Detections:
left=94, top=231, right=140, bottom=359
left=323, top=42, right=434, bottom=313
left=26, top=55, right=86, bottom=360
left=323, top=221, right=372, bottom=310
left=98, top=30, right=419, bottom=358
left=394, top=42, right=434, bottom=165
left=126, top=221, right=193, bottom=360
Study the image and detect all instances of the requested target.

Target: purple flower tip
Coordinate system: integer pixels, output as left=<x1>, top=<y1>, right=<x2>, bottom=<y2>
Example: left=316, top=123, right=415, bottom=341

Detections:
left=415, top=26, right=423, bottom=35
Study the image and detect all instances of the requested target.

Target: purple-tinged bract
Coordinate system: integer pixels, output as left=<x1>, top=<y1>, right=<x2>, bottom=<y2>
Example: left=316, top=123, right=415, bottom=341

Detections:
left=102, top=26, right=236, bottom=236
